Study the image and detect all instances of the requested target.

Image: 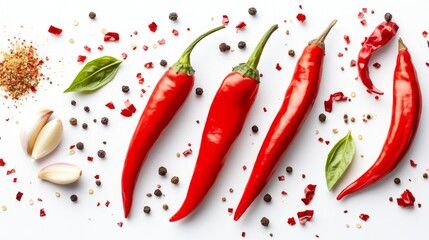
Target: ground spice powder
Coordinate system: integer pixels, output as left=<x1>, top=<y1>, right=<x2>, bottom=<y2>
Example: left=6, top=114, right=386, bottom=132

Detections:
left=0, top=40, right=44, bottom=100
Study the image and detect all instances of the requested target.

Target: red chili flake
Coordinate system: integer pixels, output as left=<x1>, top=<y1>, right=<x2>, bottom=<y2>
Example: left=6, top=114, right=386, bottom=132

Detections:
left=373, top=62, right=381, bottom=68
left=227, top=208, right=233, bottom=214
left=362, top=8, right=368, bottom=13
left=105, top=200, right=110, bottom=207
left=325, top=140, right=330, bottom=145
left=40, top=208, right=46, bottom=217
left=7, top=169, right=16, bottom=175
left=236, top=21, right=247, bottom=29
left=344, top=35, right=351, bottom=44
left=410, top=159, right=418, bottom=167
left=77, top=55, right=87, bottom=63
left=324, top=92, right=348, bottom=113
left=301, top=184, right=316, bottom=205
left=87, top=156, right=94, bottom=161
left=139, top=78, right=145, bottom=84
left=263, top=107, right=267, bottom=112
left=157, top=39, right=166, bottom=45
left=121, top=53, right=128, bottom=60
left=187, top=28, right=190, bottom=31
left=350, top=59, right=356, bottom=67
left=105, top=101, right=115, bottom=109
left=94, top=175, right=100, bottom=179
left=287, top=217, right=296, bottom=226
left=281, top=190, right=287, bottom=195
left=371, top=10, right=375, bottom=14
left=141, top=88, right=146, bottom=94
left=275, top=63, right=282, bottom=71
left=172, top=29, right=179, bottom=36
left=143, top=45, right=148, bottom=51
left=16, top=191, right=23, bottom=201
left=133, top=31, right=138, bottom=35
left=0, top=159, right=5, bottom=167
left=278, top=175, right=285, bottom=181
left=183, top=148, right=193, bottom=157
left=360, top=19, right=367, bottom=26
left=148, top=22, right=158, bottom=32
left=37, top=198, right=43, bottom=202
left=104, top=32, right=120, bottom=42
left=318, top=137, right=324, bottom=143
left=144, top=62, right=154, bottom=69
left=124, top=99, right=137, bottom=113
left=397, top=189, right=415, bottom=207
left=296, top=13, right=306, bottom=23
left=423, top=31, right=428, bottom=38
left=241, top=232, right=246, bottom=237
left=375, top=95, right=380, bottom=100
left=359, top=213, right=370, bottom=221
left=418, top=203, right=422, bottom=208
left=117, top=222, right=123, bottom=227
left=98, top=45, right=104, bottom=51
left=13, top=178, right=17, bottom=183
left=120, top=108, right=133, bottom=117
left=222, top=15, right=230, bottom=26
left=243, top=165, right=247, bottom=171
left=84, top=45, right=91, bottom=52
left=357, top=12, right=364, bottom=18
left=48, top=25, right=62, bottom=35
left=97, top=202, right=101, bottom=207
left=338, top=53, right=344, bottom=57
left=297, top=210, right=314, bottom=224
left=425, top=62, right=429, bottom=67
left=70, top=145, right=75, bottom=149
left=344, top=210, right=348, bottom=213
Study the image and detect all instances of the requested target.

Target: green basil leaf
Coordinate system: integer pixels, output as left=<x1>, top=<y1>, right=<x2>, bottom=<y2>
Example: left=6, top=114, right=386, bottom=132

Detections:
left=325, top=130, right=355, bottom=191
left=64, top=56, right=122, bottom=93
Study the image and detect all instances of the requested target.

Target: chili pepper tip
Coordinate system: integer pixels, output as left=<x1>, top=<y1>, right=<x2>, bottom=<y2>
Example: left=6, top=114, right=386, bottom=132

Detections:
left=398, top=37, right=407, bottom=51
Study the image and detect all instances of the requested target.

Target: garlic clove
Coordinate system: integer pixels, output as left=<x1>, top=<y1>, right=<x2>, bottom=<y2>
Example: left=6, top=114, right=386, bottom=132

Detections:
left=20, top=108, right=54, bottom=155
left=31, top=118, right=63, bottom=160
left=38, top=162, right=82, bottom=185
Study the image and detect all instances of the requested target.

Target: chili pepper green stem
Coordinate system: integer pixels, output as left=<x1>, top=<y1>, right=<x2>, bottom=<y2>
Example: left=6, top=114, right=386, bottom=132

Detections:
left=309, top=19, right=338, bottom=50
left=173, top=25, right=226, bottom=76
left=233, top=24, right=279, bottom=82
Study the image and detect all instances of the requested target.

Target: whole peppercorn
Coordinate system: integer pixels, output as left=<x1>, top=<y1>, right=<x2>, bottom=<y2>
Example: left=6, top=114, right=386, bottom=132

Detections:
left=171, top=176, right=179, bottom=184
left=160, top=59, right=167, bottom=67
left=82, top=123, right=88, bottom=129
left=154, top=189, right=162, bottom=197
left=248, top=7, right=257, bottom=16
left=195, top=87, right=204, bottom=96
left=101, top=117, right=109, bottom=125
left=319, top=113, right=326, bottom=122
left=423, top=172, right=428, bottom=179
left=238, top=41, right=246, bottom=49
left=70, top=194, right=78, bottom=202
left=162, top=204, right=169, bottom=210
left=169, top=12, right=178, bottom=21
left=251, top=125, right=259, bottom=133
left=219, top=42, right=230, bottom=52
left=71, top=100, right=76, bottom=106
left=76, top=142, right=84, bottom=150
left=263, top=194, right=272, bottom=202
left=158, top=166, right=167, bottom=176
left=122, top=85, right=130, bottom=93
left=84, top=106, right=90, bottom=112
left=97, top=150, right=106, bottom=158
left=89, top=11, right=96, bottom=19
left=143, top=206, right=151, bottom=214
left=260, top=217, right=270, bottom=226
left=384, top=12, right=392, bottom=22
left=69, top=117, right=77, bottom=126
left=394, top=177, right=401, bottom=184
left=95, top=180, right=102, bottom=186
left=286, top=166, right=293, bottom=174
left=288, top=49, right=295, bottom=57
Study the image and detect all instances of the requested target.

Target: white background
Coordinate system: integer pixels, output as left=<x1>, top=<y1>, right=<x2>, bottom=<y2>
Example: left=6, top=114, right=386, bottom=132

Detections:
left=1, top=0, right=428, bottom=239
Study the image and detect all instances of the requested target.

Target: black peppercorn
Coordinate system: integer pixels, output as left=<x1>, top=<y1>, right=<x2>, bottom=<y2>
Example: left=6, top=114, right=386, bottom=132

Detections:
left=160, top=59, right=167, bottom=67
left=84, top=106, right=90, bottom=112
left=263, top=194, right=272, bottom=202
left=158, top=166, right=167, bottom=176
left=238, top=41, right=246, bottom=49
left=288, top=49, right=295, bottom=57
left=122, top=85, right=130, bottom=93
left=97, top=150, right=106, bottom=158
left=71, top=100, right=76, bottom=106
left=76, top=142, right=84, bottom=150
left=171, top=176, right=179, bottom=184
left=70, top=194, right=78, bottom=202
left=82, top=123, right=88, bottom=129
left=286, top=166, right=293, bottom=174
left=384, top=12, right=392, bottom=22
left=195, top=87, right=204, bottom=96
left=423, top=173, right=428, bottom=179
left=248, top=7, right=257, bottom=16
left=162, top=204, right=169, bottom=210
left=69, top=117, right=77, bottom=126
left=260, top=217, right=270, bottom=226
left=219, top=43, right=230, bottom=52
left=169, top=12, right=178, bottom=21
left=95, top=180, right=102, bottom=186
left=89, top=11, right=96, bottom=19
left=154, top=189, right=162, bottom=197
left=143, top=206, right=151, bottom=214
left=319, top=113, right=326, bottom=122
left=101, top=117, right=109, bottom=125
left=394, top=177, right=401, bottom=184
left=251, top=125, right=259, bottom=133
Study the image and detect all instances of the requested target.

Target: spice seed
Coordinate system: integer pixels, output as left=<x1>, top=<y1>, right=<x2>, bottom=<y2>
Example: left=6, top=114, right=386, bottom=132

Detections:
left=76, top=142, right=84, bottom=150
left=97, top=150, right=106, bottom=158
left=263, top=194, right=272, bottom=202
left=288, top=49, right=295, bottom=57
left=69, top=117, right=78, bottom=126
left=154, top=189, right=162, bottom=197
left=423, top=173, right=428, bottom=179
left=238, top=41, right=246, bottom=49
left=162, top=204, right=169, bottom=210
left=158, top=166, right=167, bottom=176
left=318, top=113, right=326, bottom=122
left=143, top=206, right=151, bottom=214
left=122, top=85, right=130, bottom=93
left=286, top=166, right=293, bottom=174
left=82, top=123, right=88, bottom=129
left=219, top=43, right=231, bottom=52
left=394, top=177, right=401, bottom=184
left=251, top=125, right=259, bottom=133
left=171, top=176, right=179, bottom=184
left=101, top=117, right=109, bottom=125
left=260, top=217, right=270, bottom=226
left=169, top=12, right=178, bottom=21
left=84, top=106, right=90, bottom=112
left=89, top=11, right=96, bottom=19
left=160, top=59, right=167, bottom=67
left=195, top=87, right=204, bottom=96
left=70, top=194, right=78, bottom=202
left=95, top=180, right=102, bottom=186
left=71, top=100, right=76, bottom=106
left=384, top=12, right=392, bottom=22
left=248, top=7, right=257, bottom=16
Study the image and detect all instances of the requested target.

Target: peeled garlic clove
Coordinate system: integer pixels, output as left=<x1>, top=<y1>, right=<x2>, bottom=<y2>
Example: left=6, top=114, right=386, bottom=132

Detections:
left=31, top=118, right=63, bottom=160
left=20, top=109, right=54, bottom=155
left=38, top=162, right=82, bottom=185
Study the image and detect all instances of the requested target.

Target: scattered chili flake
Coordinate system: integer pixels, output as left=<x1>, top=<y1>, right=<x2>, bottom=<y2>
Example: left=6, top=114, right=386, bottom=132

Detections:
left=105, top=200, right=110, bottom=207
left=157, top=39, right=166, bottom=45
left=84, top=45, right=91, bottom=52
left=263, top=107, right=267, bottom=112
left=7, top=169, right=16, bottom=175
left=360, top=19, right=367, bottom=26
left=105, top=101, right=115, bottom=109
left=148, top=22, right=158, bottom=32
left=241, top=232, right=246, bottom=237
left=426, top=62, right=429, bottom=67
left=359, top=213, right=370, bottom=221
left=144, top=62, right=154, bottom=69
left=350, top=59, right=357, bottom=67
left=183, top=148, right=193, bottom=157
left=40, top=208, right=46, bottom=217
left=318, top=137, right=324, bottom=143
left=172, top=29, right=179, bottom=36
left=16, top=191, right=24, bottom=201
left=397, top=189, right=415, bottom=207
left=422, top=31, right=428, bottom=38
left=296, top=13, right=306, bottom=23
left=77, top=55, right=87, bottom=63
left=48, top=25, right=62, bottom=35
left=121, top=53, right=128, bottom=60
left=275, top=63, right=282, bottom=71
left=236, top=21, right=247, bottom=29
left=104, top=32, right=120, bottom=42
left=142, top=45, right=149, bottom=51
left=87, top=156, right=94, bottom=161
left=278, top=175, right=285, bottom=181
left=410, top=159, right=418, bottom=167
left=301, top=184, right=316, bottom=205
left=120, top=108, right=133, bottom=117
left=324, top=92, right=348, bottom=113
left=297, top=210, right=314, bottom=224
left=117, top=222, right=123, bottom=227
left=338, top=53, right=344, bottom=57
left=97, top=45, right=104, bottom=51
left=287, top=217, right=296, bottom=226
left=281, top=190, right=287, bottom=195
left=357, top=12, right=365, bottom=19
left=344, top=35, right=351, bottom=44
left=372, top=62, right=381, bottom=68
left=222, top=15, right=230, bottom=26
left=227, top=208, right=233, bottom=215
left=0, top=159, right=5, bottom=167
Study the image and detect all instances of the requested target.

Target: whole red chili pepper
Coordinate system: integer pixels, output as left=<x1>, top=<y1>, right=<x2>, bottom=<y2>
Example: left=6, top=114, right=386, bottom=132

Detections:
left=121, top=25, right=225, bottom=218
left=169, top=24, right=278, bottom=222
left=233, top=20, right=337, bottom=221
left=357, top=17, right=399, bottom=95
left=337, top=37, right=421, bottom=200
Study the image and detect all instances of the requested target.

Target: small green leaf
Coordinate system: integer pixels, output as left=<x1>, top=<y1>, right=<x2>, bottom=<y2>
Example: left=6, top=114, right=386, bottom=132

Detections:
left=64, top=56, right=122, bottom=93
left=325, top=130, right=355, bottom=191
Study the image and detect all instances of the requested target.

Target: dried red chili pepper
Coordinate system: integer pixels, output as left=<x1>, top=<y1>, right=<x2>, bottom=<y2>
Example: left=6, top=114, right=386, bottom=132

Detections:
left=337, top=38, right=421, bottom=200
left=121, top=25, right=225, bottom=218
left=233, top=20, right=337, bottom=221
left=357, top=18, right=399, bottom=95
left=169, top=24, right=278, bottom=222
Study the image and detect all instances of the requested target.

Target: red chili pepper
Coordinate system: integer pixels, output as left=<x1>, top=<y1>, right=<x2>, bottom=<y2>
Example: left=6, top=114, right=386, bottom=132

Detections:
left=357, top=19, right=399, bottom=95
left=233, top=20, right=337, bottom=221
left=121, top=25, right=225, bottom=218
left=169, top=24, right=278, bottom=222
left=337, top=38, right=422, bottom=200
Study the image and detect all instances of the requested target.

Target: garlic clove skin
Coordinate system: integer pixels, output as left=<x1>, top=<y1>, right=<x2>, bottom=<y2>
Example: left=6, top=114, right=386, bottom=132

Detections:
left=38, top=162, right=82, bottom=185
left=31, top=118, right=63, bottom=160
left=20, top=108, right=54, bottom=155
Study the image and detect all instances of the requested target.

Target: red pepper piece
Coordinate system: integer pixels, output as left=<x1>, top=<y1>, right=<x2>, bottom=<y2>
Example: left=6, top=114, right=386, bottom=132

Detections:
left=169, top=24, right=279, bottom=222
left=48, top=25, right=62, bottom=35
left=357, top=21, right=399, bottom=95
left=104, top=32, right=120, bottom=42
left=234, top=20, right=337, bottom=221
left=121, top=25, right=225, bottom=218
left=397, top=189, right=415, bottom=207
left=337, top=38, right=421, bottom=200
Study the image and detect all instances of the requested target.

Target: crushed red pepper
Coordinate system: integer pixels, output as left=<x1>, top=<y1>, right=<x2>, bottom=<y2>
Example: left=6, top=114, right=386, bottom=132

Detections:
left=297, top=210, right=314, bottom=224
left=301, top=184, right=316, bottom=205
left=397, top=189, right=415, bottom=207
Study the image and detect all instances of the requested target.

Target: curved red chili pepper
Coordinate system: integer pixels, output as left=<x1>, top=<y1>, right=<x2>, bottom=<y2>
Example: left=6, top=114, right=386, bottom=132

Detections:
left=169, top=24, right=278, bottom=222
left=233, top=20, right=337, bottom=221
left=337, top=37, right=421, bottom=200
left=357, top=21, right=399, bottom=95
left=121, top=25, right=225, bottom=218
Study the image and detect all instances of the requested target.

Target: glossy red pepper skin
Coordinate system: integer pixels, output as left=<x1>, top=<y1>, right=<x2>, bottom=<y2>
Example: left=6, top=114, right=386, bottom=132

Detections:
left=121, top=26, right=225, bottom=218
left=357, top=21, right=399, bottom=95
left=234, top=20, right=337, bottom=221
left=170, top=24, right=278, bottom=222
left=337, top=38, right=421, bottom=200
